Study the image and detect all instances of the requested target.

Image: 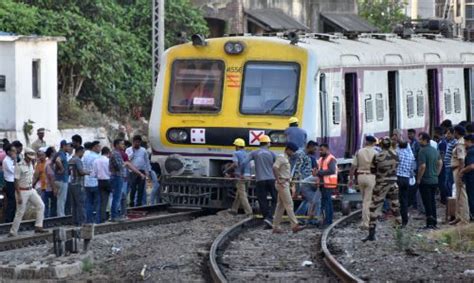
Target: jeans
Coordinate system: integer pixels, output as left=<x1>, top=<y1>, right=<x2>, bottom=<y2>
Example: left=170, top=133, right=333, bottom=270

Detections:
left=321, top=187, right=334, bottom=225
left=65, top=183, right=72, bottom=216
left=438, top=166, right=447, bottom=204
left=466, top=180, right=474, bottom=219
left=129, top=171, right=146, bottom=207
left=69, top=184, right=85, bottom=226
left=55, top=181, right=69, bottom=217
left=150, top=171, right=161, bottom=204
left=299, top=176, right=321, bottom=220
left=41, top=191, right=57, bottom=218
left=98, top=180, right=111, bottom=223
left=445, top=167, right=454, bottom=198
left=255, top=180, right=277, bottom=221
left=121, top=180, right=129, bottom=217
left=4, top=181, right=16, bottom=223
left=85, top=186, right=100, bottom=224
left=419, top=183, right=438, bottom=227
left=110, top=175, right=124, bottom=220
left=397, top=176, right=409, bottom=225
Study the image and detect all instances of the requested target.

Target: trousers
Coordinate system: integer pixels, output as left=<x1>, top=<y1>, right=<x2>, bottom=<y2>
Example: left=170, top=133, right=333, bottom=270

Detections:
left=358, top=174, right=376, bottom=228
left=369, top=180, right=401, bottom=229
left=98, top=180, right=111, bottom=223
left=419, top=183, right=438, bottom=227
left=298, top=176, right=321, bottom=220
left=69, top=184, right=85, bottom=226
left=453, top=169, right=470, bottom=224
left=129, top=171, right=145, bottom=207
left=231, top=180, right=253, bottom=215
left=10, top=190, right=44, bottom=235
left=255, top=180, right=277, bottom=220
left=85, top=186, right=100, bottom=224
left=397, top=176, right=410, bottom=225
left=4, top=181, right=16, bottom=222
left=55, top=181, right=68, bottom=217
left=41, top=190, right=57, bottom=218
left=273, top=182, right=298, bottom=229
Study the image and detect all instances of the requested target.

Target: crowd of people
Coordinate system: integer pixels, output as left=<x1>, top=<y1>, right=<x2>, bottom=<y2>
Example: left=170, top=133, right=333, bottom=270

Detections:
left=0, top=129, right=161, bottom=237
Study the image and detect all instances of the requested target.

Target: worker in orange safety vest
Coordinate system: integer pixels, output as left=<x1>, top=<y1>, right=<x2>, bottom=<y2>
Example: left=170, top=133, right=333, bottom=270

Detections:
left=315, top=144, right=338, bottom=226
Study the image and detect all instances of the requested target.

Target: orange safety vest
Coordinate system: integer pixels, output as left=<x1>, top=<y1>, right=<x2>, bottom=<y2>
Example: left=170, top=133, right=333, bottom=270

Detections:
left=317, top=154, right=338, bottom=189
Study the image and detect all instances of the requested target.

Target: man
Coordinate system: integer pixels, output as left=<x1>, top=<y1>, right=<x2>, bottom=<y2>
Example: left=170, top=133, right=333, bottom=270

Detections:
left=362, top=137, right=401, bottom=242
left=396, top=140, right=415, bottom=227
left=110, top=139, right=145, bottom=221
left=224, top=138, right=252, bottom=216
left=125, top=135, right=151, bottom=207
left=11, top=141, right=23, bottom=163
left=41, top=147, right=57, bottom=218
left=68, top=146, right=87, bottom=226
left=272, top=143, right=305, bottom=234
left=71, top=134, right=82, bottom=150
left=83, top=141, right=101, bottom=223
left=450, top=126, right=470, bottom=225
left=460, top=134, right=474, bottom=221
left=93, top=146, right=111, bottom=223
left=408, top=129, right=420, bottom=158
left=305, top=140, right=319, bottom=169
left=315, top=144, right=338, bottom=226
left=53, top=140, right=70, bottom=217
left=444, top=127, right=457, bottom=200
left=243, top=135, right=277, bottom=228
left=434, top=126, right=448, bottom=204
left=417, top=132, right=443, bottom=229
left=284, top=117, right=307, bottom=149
left=2, top=144, right=16, bottom=222
left=466, top=123, right=474, bottom=135
left=349, top=135, right=378, bottom=229
left=9, top=148, right=47, bottom=237
left=33, top=148, right=57, bottom=218
left=31, top=128, right=47, bottom=153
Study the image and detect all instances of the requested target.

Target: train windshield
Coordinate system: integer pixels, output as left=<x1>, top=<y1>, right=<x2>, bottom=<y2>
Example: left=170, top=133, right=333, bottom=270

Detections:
left=240, top=62, right=300, bottom=115
left=168, top=60, right=224, bottom=113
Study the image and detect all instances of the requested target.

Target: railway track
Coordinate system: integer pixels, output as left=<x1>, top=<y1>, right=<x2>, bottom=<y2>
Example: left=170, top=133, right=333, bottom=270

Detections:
left=0, top=204, right=207, bottom=252
left=209, top=210, right=364, bottom=283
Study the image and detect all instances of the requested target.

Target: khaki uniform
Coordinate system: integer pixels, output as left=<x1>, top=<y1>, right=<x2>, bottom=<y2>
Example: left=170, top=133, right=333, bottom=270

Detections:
left=231, top=179, right=253, bottom=215
left=272, top=154, right=298, bottom=229
left=10, top=160, right=44, bottom=235
left=31, top=139, right=46, bottom=153
left=451, top=138, right=470, bottom=224
left=352, top=145, right=377, bottom=228
left=369, top=149, right=401, bottom=229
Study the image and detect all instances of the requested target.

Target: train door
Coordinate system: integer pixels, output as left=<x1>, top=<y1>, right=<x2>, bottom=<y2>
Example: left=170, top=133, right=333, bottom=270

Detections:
left=319, top=73, right=329, bottom=144
left=427, top=69, right=440, bottom=133
left=388, top=71, right=399, bottom=133
left=464, top=68, right=473, bottom=121
left=344, top=73, right=358, bottom=158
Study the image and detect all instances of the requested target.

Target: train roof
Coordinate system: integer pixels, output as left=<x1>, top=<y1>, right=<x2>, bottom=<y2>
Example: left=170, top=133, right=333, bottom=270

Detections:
left=196, top=34, right=474, bottom=69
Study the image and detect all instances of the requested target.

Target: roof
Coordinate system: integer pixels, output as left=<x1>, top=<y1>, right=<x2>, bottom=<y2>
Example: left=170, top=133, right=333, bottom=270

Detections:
left=245, top=9, right=309, bottom=32
left=321, top=13, right=379, bottom=33
left=0, top=33, right=65, bottom=42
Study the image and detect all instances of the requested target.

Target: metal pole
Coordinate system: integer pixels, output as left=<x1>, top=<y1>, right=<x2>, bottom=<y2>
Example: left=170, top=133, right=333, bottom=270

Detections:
left=152, top=0, right=165, bottom=89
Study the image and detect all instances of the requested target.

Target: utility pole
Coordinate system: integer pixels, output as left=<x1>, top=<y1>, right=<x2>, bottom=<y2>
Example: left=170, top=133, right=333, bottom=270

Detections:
left=152, top=0, right=165, bottom=89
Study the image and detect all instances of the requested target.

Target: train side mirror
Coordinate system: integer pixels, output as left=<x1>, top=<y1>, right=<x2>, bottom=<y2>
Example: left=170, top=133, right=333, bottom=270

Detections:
left=191, top=34, right=207, bottom=46
left=287, top=32, right=299, bottom=45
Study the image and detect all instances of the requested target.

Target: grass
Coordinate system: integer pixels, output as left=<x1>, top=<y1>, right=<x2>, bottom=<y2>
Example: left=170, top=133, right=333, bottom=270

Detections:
left=428, top=224, right=474, bottom=252
left=81, top=258, right=94, bottom=273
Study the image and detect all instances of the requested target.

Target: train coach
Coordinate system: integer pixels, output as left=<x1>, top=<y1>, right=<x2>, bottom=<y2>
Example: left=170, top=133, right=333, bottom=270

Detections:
left=148, top=32, right=474, bottom=208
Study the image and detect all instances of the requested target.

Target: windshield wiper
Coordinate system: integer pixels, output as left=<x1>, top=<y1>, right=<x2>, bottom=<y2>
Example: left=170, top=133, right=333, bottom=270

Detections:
left=265, top=95, right=291, bottom=114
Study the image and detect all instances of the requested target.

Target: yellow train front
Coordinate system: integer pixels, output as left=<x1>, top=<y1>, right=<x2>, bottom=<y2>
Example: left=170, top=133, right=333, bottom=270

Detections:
left=149, top=35, right=308, bottom=208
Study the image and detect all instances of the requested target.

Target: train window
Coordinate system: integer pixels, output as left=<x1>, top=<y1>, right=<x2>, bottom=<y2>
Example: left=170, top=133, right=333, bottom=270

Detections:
left=364, top=94, right=374, bottom=122
left=168, top=60, right=224, bottom=113
left=454, top=88, right=462, bottom=113
left=332, top=96, right=341, bottom=125
left=376, top=93, right=384, bottom=121
left=444, top=90, right=452, bottom=114
left=240, top=62, right=300, bottom=115
left=416, top=91, right=424, bottom=117
left=406, top=91, right=414, bottom=118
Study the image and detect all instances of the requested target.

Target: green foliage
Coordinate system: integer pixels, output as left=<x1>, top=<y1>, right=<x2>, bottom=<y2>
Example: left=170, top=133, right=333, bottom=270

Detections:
left=0, top=0, right=208, bottom=120
left=358, top=0, right=408, bottom=33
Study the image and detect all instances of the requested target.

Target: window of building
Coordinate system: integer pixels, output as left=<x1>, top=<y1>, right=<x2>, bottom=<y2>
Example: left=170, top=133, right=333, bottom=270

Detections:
left=32, top=60, right=41, bottom=98
left=332, top=96, right=341, bottom=125
left=0, top=75, right=5, bottom=91
left=240, top=62, right=300, bottom=115
left=375, top=93, right=384, bottom=121
left=406, top=91, right=414, bottom=118
left=168, top=60, right=224, bottom=113
left=416, top=91, right=424, bottom=117
left=445, top=90, right=452, bottom=114
left=454, top=88, right=462, bottom=113
left=467, top=4, right=474, bottom=19
left=365, top=94, right=374, bottom=122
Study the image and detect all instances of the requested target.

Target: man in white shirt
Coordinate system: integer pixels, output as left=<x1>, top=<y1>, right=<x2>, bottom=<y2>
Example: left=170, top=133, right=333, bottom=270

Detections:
left=93, top=146, right=111, bottom=223
left=2, top=144, right=17, bottom=223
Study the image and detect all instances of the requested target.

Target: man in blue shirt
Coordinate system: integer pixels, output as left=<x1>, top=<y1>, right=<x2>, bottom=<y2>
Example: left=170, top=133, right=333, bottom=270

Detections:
left=434, top=126, right=448, bottom=204
left=460, top=134, right=474, bottom=221
left=54, top=140, right=70, bottom=217
left=83, top=141, right=101, bottom=223
left=125, top=135, right=151, bottom=207
left=444, top=127, right=457, bottom=201
left=396, top=141, right=415, bottom=227
left=284, top=117, right=307, bottom=149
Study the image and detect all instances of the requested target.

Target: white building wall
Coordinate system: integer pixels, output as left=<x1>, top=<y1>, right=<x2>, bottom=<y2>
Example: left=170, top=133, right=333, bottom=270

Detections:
left=14, top=40, right=58, bottom=133
left=0, top=42, right=16, bottom=130
left=405, top=0, right=436, bottom=18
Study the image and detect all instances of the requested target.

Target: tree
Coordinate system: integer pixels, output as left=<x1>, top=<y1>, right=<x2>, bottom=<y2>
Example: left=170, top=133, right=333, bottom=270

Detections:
left=358, top=0, right=408, bottom=33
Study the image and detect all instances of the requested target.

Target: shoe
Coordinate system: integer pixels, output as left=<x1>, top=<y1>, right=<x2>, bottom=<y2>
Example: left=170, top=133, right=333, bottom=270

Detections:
left=292, top=225, right=305, bottom=233
left=272, top=228, right=284, bottom=234
left=34, top=227, right=48, bottom=234
left=362, top=226, right=376, bottom=242
left=449, top=219, right=460, bottom=225
left=7, top=233, right=16, bottom=238
left=263, top=219, right=273, bottom=229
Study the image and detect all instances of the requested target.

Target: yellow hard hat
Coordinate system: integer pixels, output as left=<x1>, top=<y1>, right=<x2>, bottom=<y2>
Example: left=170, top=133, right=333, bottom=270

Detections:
left=288, top=117, right=298, bottom=124
left=233, top=138, right=245, bottom=147
left=259, top=135, right=271, bottom=143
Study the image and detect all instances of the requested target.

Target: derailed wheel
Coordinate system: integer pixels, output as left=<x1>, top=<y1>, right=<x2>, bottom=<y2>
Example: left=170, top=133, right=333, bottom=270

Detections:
left=341, top=200, right=351, bottom=216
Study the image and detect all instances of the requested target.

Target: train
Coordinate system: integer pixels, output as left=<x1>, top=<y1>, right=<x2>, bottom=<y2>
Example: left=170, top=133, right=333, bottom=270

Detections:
left=148, top=32, right=474, bottom=208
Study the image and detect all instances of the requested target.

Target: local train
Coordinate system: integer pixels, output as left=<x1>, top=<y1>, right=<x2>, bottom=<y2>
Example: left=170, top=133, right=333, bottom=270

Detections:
left=148, top=32, right=474, bottom=208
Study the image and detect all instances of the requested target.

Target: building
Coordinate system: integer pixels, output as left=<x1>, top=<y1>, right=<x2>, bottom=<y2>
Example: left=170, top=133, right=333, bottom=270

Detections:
left=191, top=0, right=377, bottom=37
left=0, top=33, right=64, bottom=143
left=436, top=0, right=474, bottom=36
left=405, top=0, right=436, bottom=19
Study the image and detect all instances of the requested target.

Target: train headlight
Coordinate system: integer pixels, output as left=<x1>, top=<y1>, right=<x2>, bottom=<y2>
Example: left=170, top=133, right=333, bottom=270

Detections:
left=224, top=41, right=245, bottom=55
left=269, top=132, right=287, bottom=145
left=167, top=128, right=188, bottom=143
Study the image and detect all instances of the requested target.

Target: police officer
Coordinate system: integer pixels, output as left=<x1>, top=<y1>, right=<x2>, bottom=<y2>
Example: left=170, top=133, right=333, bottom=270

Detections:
left=224, top=138, right=253, bottom=216
left=284, top=117, right=307, bottom=149
left=349, top=135, right=378, bottom=229
left=362, top=137, right=401, bottom=242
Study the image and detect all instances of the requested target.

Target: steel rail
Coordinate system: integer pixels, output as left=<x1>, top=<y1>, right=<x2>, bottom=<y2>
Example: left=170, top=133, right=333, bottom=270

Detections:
left=321, top=209, right=364, bottom=283
left=0, top=207, right=206, bottom=252
left=0, top=203, right=170, bottom=235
